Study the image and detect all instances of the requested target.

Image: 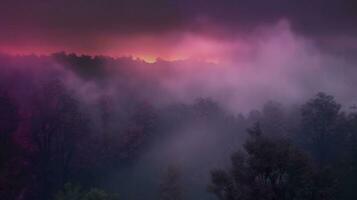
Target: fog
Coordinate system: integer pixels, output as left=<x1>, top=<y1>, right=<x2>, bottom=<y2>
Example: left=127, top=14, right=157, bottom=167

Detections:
left=55, top=21, right=356, bottom=114
left=1, top=20, right=357, bottom=200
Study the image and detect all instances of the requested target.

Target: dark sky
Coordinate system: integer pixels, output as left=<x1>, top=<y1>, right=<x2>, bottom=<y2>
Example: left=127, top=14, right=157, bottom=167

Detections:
left=1, top=0, right=356, bottom=57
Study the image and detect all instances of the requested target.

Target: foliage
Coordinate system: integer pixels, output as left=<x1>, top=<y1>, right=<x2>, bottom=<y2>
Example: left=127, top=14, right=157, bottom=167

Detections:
left=208, top=123, right=336, bottom=200
left=30, top=80, right=89, bottom=200
left=54, top=183, right=83, bottom=200
left=159, top=165, right=183, bottom=200
left=1, top=69, right=357, bottom=200
left=82, top=188, right=119, bottom=200
left=54, top=183, right=119, bottom=200
left=300, top=92, right=341, bottom=166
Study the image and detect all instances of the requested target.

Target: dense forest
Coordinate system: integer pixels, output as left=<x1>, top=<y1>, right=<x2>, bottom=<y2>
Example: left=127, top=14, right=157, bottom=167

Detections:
left=1, top=54, right=357, bottom=200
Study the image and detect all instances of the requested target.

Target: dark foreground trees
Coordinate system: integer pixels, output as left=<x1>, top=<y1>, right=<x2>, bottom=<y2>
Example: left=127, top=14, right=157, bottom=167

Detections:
left=30, top=80, right=88, bottom=200
left=159, top=165, right=183, bottom=200
left=208, top=123, right=335, bottom=200
left=0, top=91, right=24, bottom=199
left=2, top=68, right=357, bottom=200
left=300, top=92, right=342, bottom=167
left=54, top=183, right=118, bottom=200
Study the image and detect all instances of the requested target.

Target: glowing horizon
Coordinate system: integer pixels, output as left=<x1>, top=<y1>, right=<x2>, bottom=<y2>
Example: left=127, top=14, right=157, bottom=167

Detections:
left=0, top=32, right=237, bottom=64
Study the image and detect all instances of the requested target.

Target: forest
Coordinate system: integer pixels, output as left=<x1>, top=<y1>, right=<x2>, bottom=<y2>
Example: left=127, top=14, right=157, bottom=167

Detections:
left=0, top=53, right=357, bottom=200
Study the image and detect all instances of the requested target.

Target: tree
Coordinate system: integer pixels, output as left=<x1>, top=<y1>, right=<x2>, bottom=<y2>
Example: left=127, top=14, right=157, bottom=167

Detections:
left=31, top=80, right=88, bottom=200
left=0, top=91, right=25, bottom=200
left=0, top=90, right=19, bottom=168
left=82, top=188, right=119, bottom=200
left=260, top=101, right=287, bottom=137
left=0, top=90, right=19, bottom=142
left=300, top=93, right=341, bottom=166
left=54, top=183, right=83, bottom=200
left=335, top=111, right=357, bottom=199
left=159, top=165, right=183, bottom=200
left=54, top=183, right=119, bottom=200
left=208, top=123, right=335, bottom=200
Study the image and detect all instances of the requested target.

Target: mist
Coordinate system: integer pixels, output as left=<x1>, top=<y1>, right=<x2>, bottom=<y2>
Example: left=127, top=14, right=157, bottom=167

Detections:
left=48, top=21, right=357, bottom=112
left=1, top=20, right=357, bottom=200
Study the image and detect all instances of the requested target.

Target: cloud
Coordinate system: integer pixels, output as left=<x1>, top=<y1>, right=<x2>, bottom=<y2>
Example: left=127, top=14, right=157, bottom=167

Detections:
left=1, top=20, right=356, bottom=115
left=1, top=0, right=356, bottom=57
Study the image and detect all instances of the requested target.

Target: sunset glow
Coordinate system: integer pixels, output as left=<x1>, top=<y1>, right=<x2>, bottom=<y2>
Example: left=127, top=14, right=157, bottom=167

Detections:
left=0, top=33, right=237, bottom=64
left=1, top=1, right=357, bottom=200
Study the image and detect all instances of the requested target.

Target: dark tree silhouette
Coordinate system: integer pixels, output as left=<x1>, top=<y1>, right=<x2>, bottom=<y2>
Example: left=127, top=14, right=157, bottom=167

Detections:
left=31, top=80, right=88, bottom=200
left=159, top=165, right=183, bottom=200
left=0, top=91, right=24, bottom=199
left=54, top=183, right=119, bottom=200
left=260, top=101, right=287, bottom=137
left=0, top=91, right=19, bottom=142
left=208, top=123, right=335, bottom=200
left=335, top=111, right=357, bottom=199
left=300, top=92, right=341, bottom=166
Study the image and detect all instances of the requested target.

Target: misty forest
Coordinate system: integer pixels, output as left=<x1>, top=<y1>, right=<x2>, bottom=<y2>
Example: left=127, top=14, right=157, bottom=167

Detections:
left=1, top=0, right=357, bottom=200
left=1, top=52, right=357, bottom=200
